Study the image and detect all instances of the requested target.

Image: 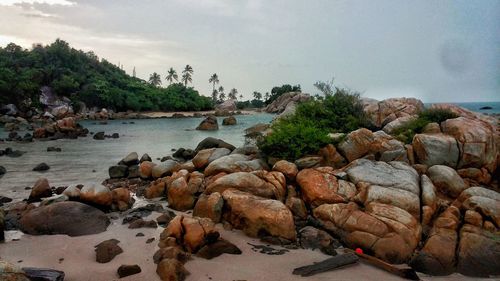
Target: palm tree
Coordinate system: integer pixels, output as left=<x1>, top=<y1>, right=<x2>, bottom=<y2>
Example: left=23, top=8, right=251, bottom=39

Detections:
left=181, top=64, right=193, bottom=86
left=209, top=73, right=219, bottom=92
left=166, top=67, right=178, bottom=85
left=149, top=72, right=161, bottom=87
left=218, top=86, right=224, bottom=95
left=212, top=89, right=218, bottom=103
left=219, top=92, right=226, bottom=102
left=253, top=91, right=262, bottom=101
left=228, top=88, right=238, bottom=100
left=264, top=92, right=270, bottom=101
left=239, top=94, right=243, bottom=100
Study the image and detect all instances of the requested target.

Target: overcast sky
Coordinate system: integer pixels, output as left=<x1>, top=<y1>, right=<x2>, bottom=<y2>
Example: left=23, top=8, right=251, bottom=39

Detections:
left=0, top=0, right=498, bottom=102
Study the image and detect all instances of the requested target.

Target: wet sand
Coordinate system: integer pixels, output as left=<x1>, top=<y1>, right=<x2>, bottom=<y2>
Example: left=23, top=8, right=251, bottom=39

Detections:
left=0, top=211, right=487, bottom=281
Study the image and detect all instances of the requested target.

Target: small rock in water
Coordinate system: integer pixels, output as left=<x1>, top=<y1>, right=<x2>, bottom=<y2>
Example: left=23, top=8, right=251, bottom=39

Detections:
left=136, top=232, right=145, bottom=237
left=128, top=219, right=158, bottom=229
left=111, top=133, right=119, bottom=138
left=117, top=264, right=141, bottom=278
left=95, top=239, right=123, bottom=263
left=140, top=153, right=152, bottom=163
left=47, top=147, right=62, bottom=152
left=33, top=163, right=50, bottom=172
left=93, top=132, right=105, bottom=140
left=0, top=165, right=6, bottom=176
left=146, top=238, right=155, bottom=244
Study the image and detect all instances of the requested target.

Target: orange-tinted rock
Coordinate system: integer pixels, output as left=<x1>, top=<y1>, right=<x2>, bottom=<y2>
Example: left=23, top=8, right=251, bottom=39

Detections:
left=139, top=161, right=156, bottom=179
left=156, top=258, right=189, bottom=281
left=167, top=171, right=196, bottom=211
left=111, top=187, right=132, bottom=211
left=272, top=160, right=298, bottom=180
left=222, top=189, right=296, bottom=241
left=337, top=128, right=375, bottom=162
left=204, top=154, right=268, bottom=176
left=80, top=183, right=112, bottom=206
left=296, top=167, right=353, bottom=208
left=363, top=97, right=424, bottom=128
left=145, top=178, right=167, bottom=199
left=413, top=133, right=459, bottom=167
left=193, top=192, right=224, bottom=223
left=28, top=178, right=52, bottom=201
left=457, top=225, right=500, bottom=277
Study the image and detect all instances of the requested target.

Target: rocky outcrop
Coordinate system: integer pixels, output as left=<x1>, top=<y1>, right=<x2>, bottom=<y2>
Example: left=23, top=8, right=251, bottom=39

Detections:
left=204, top=154, right=268, bottom=176
left=192, top=148, right=231, bottom=169
left=363, top=97, right=424, bottom=128
left=264, top=92, right=310, bottom=114
left=221, top=189, right=296, bottom=241
left=216, top=99, right=237, bottom=111
left=427, top=165, right=467, bottom=198
left=196, top=115, right=218, bottom=130
left=413, top=133, right=459, bottom=167
left=222, top=116, right=237, bottom=125
left=19, top=201, right=110, bottom=236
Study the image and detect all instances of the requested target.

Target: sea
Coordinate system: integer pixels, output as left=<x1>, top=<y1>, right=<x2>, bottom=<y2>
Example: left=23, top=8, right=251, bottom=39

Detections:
left=0, top=113, right=274, bottom=201
left=427, top=102, right=500, bottom=114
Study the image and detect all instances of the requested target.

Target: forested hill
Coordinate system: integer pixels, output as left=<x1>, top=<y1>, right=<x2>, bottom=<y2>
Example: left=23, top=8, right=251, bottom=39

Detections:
left=0, top=39, right=213, bottom=112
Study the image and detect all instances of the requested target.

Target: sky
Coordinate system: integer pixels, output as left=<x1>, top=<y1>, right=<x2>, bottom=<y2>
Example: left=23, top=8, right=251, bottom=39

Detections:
left=0, top=0, right=498, bottom=102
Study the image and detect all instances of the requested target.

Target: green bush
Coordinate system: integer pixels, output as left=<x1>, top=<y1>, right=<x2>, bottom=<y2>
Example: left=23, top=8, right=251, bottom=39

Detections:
left=392, top=108, right=459, bottom=143
left=258, top=118, right=331, bottom=161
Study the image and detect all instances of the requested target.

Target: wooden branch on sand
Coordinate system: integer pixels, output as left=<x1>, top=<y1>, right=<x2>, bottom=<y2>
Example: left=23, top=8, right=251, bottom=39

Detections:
left=347, top=249, right=421, bottom=280
left=292, top=252, right=359, bottom=277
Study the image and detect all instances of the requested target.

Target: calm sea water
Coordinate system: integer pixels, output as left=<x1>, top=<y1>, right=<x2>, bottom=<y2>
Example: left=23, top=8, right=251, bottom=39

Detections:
left=0, top=114, right=274, bottom=201
left=427, top=102, right=500, bottom=114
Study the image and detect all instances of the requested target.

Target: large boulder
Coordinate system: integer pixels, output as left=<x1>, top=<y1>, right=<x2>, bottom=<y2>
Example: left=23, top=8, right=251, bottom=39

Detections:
left=120, top=152, right=139, bottom=166
left=382, top=115, right=417, bottom=134
left=222, top=116, right=237, bottom=125
left=161, top=215, right=219, bottom=253
left=457, top=225, right=500, bottom=277
left=363, top=97, right=424, bottom=128
left=412, top=133, right=459, bottom=167
left=196, top=115, right=218, bottom=131
left=152, top=160, right=180, bottom=178
left=264, top=92, right=310, bottom=114
left=28, top=178, right=52, bottom=201
left=204, top=154, right=268, bottom=176
left=79, top=183, right=113, bottom=207
left=194, top=137, right=235, bottom=152
left=193, top=192, right=224, bottom=223
left=19, top=201, right=110, bottom=236
left=314, top=202, right=421, bottom=264
left=346, top=159, right=421, bottom=218
left=205, top=171, right=286, bottom=201
left=296, top=167, right=355, bottom=208
left=221, top=189, right=296, bottom=241
left=272, top=160, right=298, bottom=181
left=167, top=171, right=199, bottom=211
left=337, top=128, right=375, bottom=162
left=216, top=99, right=237, bottom=111
left=441, top=117, right=497, bottom=173
left=191, top=148, right=231, bottom=169
left=427, top=165, right=467, bottom=198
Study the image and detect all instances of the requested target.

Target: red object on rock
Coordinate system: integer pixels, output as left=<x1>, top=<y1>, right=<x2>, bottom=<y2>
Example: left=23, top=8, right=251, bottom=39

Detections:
left=355, top=248, right=363, bottom=254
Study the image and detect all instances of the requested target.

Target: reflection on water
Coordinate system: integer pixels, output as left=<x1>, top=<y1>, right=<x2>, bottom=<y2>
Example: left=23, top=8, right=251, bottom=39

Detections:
left=0, top=114, right=273, bottom=201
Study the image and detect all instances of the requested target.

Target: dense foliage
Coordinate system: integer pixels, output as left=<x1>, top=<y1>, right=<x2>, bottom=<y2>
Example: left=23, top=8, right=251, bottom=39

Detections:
left=0, top=39, right=213, bottom=112
left=258, top=88, right=369, bottom=160
left=236, top=99, right=265, bottom=109
left=392, top=108, right=459, bottom=143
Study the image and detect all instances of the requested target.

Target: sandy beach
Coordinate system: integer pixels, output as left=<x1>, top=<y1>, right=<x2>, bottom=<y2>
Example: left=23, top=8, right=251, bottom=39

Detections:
left=0, top=209, right=487, bottom=281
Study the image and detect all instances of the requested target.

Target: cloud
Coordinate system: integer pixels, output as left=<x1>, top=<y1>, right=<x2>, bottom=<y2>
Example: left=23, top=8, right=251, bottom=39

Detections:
left=0, top=0, right=74, bottom=5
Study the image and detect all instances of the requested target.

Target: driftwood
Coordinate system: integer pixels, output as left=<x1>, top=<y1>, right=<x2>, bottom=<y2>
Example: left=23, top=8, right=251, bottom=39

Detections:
left=349, top=250, right=421, bottom=280
left=22, top=267, right=65, bottom=281
left=292, top=252, right=359, bottom=276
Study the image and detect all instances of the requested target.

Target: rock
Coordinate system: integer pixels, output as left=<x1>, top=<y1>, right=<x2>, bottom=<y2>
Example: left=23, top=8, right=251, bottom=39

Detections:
left=299, top=226, right=339, bottom=255
left=47, top=147, right=62, bottom=152
left=318, top=144, right=348, bottom=169
left=80, top=183, right=113, bottom=207
left=0, top=166, right=5, bottom=177
left=196, top=115, right=218, bottom=130
left=457, top=168, right=491, bottom=185
left=153, top=247, right=190, bottom=264
left=421, top=175, right=437, bottom=226
left=40, top=194, right=69, bottom=206
left=111, top=188, right=133, bottom=211
left=120, top=152, right=139, bottom=166
left=216, top=99, right=237, bottom=111
left=441, top=117, right=497, bottom=172
left=167, top=173, right=196, bottom=211
left=265, top=92, right=310, bottom=114
left=95, top=239, right=123, bottom=263
left=205, top=171, right=286, bottom=201
left=0, top=209, right=4, bottom=241
left=294, top=156, right=322, bottom=169
left=315, top=202, right=421, bottom=264
left=156, top=258, right=189, bottom=281
left=162, top=215, right=219, bottom=253
left=222, top=116, right=237, bottom=125
left=422, top=122, right=441, bottom=134
left=272, top=160, right=298, bottom=180
left=33, top=128, right=47, bottom=138
left=93, top=132, right=105, bottom=140
left=55, top=117, right=76, bottom=132
left=382, top=115, right=417, bottom=133
left=33, top=163, right=50, bottom=172
left=62, top=184, right=81, bottom=199
left=204, top=154, right=268, bottom=176
left=412, top=133, right=459, bottom=167
left=117, top=264, right=141, bottom=278
left=19, top=201, right=110, bottom=236
left=127, top=165, right=140, bottom=178
left=28, top=178, right=52, bottom=201
left=193, top=192, right=224, bottom=223
left=409, top=206, right=460, bottom=275
left=192, top=148, right=231, bottom=169
left=128, top=219, right=158, bottom=229
left=346, top=159, right=421, bottom=218
left=156, top=213, right=175, bottom=226
left=363, top=97, right=424, bottom=128
left=427, top=165, right=467, bottom=198
left=145, top=178, right=168, bottom=199
left=152, top=160, right=180, bottom=178
left=457, top=225, right=500, bottom=277
left=194, top=137, right=235, bottom=152
left=337, top=128, right=375, bottom=162
left=222, top=189, right=296, bottom=241
left=139, top=161, right=156, bottom=179
left=285, top=186, right=308, bottom=219
left=140, top=153, right=152, bottom=163
left=0, top=260, right=30, bottom=281
left=0, top=104, right=18, bottom=115
left=296, top=167, right=354, bottom=208
left=196, top=239, right=242, bottom=259
left=109, top=165, right=128, bottom=178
